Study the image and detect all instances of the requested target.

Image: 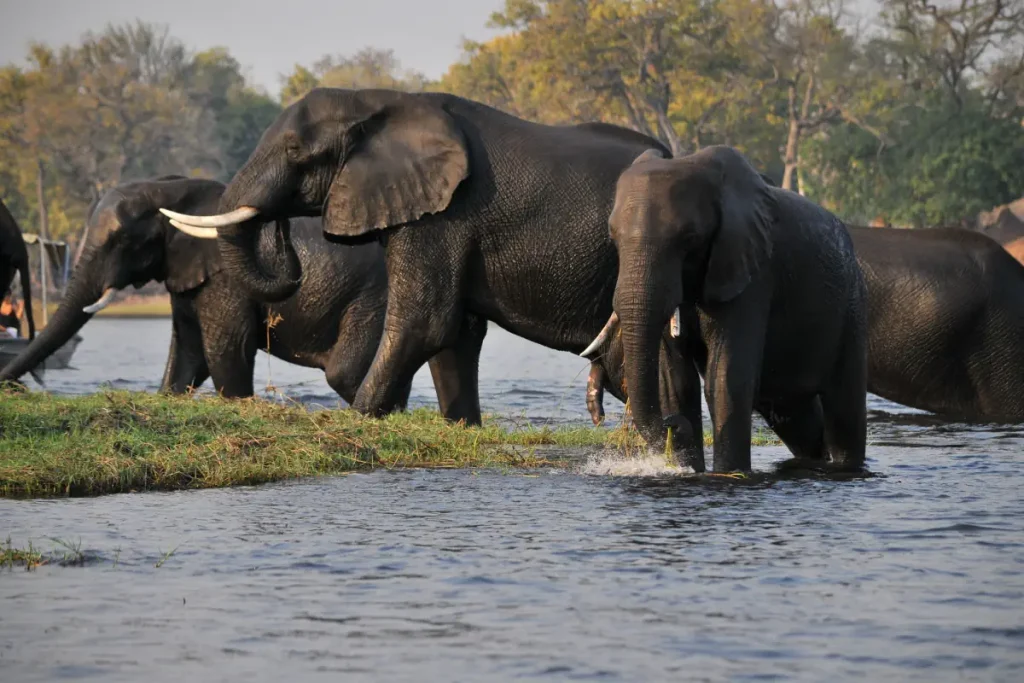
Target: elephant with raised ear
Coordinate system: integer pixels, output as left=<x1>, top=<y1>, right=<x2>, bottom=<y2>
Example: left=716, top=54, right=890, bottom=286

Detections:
left=0, top=199, right=36, bottom=340
left=0, top=176, right=469, bottom=415
left=585, top=145, right=868, bottom=473
left=162, top=88, right=693, bottom=424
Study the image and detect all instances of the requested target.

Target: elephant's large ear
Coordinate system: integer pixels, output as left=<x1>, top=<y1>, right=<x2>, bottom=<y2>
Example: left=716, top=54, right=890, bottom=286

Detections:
left=155, top=179, right=225, bottom=293
left=323, top=101, right=469, bottom=237
left=703, top=148, right=775, bottom=303
left=165, top=227, right=221, bottom=293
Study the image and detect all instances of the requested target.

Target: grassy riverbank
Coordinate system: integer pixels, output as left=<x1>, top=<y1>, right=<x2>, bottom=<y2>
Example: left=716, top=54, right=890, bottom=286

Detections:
left=0, top=390, right=631, bottom=497
left=0, top=390, right=781, bottom=498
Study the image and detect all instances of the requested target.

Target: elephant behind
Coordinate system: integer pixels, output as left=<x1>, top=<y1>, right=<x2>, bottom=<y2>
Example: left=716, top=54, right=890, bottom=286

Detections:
left=0, top=176, right=462, bottom=413
left=586, top=225, right=1024, bottom=425
left=0, top=199, right=36, bottom=339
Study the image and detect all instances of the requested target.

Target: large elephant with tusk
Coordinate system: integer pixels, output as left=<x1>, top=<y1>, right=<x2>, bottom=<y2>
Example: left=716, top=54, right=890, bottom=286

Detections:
left=0, top=175, right=466, bottom=412
left=161, top=88, right=693, bottom=423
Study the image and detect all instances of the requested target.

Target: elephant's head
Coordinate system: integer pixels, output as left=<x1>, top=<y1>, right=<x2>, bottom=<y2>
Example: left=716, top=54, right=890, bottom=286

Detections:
left=585, top=145, right=775, bottom=452
left=0, top=176, right=228, bottom=382
left=161, top=88, right=470, bottom=303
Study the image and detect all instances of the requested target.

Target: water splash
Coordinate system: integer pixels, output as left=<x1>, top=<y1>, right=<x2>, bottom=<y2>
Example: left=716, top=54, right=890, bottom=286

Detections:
left=581, top=448, right=696, bottom=477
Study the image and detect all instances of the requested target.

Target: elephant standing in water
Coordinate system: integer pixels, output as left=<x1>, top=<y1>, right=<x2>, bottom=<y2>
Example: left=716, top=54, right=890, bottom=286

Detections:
left=162, top=89, right=690, bottom=425
left=0, top=199, right=36, bottom=339
left=587, top=225, right=1024, bottom=426
left=0, top=176, right=462, bottom=411
left=584, top=147, right=868, bottom=473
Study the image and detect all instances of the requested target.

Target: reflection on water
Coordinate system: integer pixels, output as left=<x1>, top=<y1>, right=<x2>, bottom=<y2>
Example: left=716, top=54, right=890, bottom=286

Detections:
left=2, top=319, right=1023, bottom=681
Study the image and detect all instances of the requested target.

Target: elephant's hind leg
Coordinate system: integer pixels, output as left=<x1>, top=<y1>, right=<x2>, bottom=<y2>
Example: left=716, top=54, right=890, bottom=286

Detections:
left=427, top=312, right=486, bottom=425
left=757, top=396, right=827, bottom=471
left=820, top=329, right=868, bottom=472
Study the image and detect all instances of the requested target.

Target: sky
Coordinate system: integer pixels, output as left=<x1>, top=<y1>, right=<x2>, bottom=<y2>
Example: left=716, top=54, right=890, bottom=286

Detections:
left=0, top=0, right=507, bottom=95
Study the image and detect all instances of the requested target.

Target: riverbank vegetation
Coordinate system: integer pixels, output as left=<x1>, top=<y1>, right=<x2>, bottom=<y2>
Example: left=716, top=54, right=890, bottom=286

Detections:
left=0, top=390, right=613, bottom=497
left=0, top=390, right=780, bottom=498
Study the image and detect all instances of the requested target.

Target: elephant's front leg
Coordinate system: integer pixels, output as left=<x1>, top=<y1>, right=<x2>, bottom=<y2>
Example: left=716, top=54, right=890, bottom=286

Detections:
left=702, top=299, right=769, bottom=473
left=160, top=306, right=210, bottom=394
left=195, top=289, right=259, bottom=399
left=353, top=244, right=462, bottom=417
left=655, top=332, right=706, bottom=471
left=354, top=315, right=454, bottom=417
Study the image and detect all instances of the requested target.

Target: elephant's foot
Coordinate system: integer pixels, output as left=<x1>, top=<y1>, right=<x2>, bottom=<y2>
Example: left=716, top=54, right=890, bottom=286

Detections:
left=663, top=413, right=705, bottom=473
left=774, top=456, right=873, bottom=479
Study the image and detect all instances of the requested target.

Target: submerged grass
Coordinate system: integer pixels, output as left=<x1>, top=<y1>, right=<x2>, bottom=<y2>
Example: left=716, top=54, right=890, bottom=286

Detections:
left=0, top=390, right=780, bottom=498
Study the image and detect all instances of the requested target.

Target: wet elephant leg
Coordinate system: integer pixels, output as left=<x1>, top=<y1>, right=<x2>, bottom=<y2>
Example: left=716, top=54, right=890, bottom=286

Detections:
left=821, top=326, right=868, bottom=472
left=160, top=302, right=210, bottom=393
left=429, top=312, right=486, bottom=425
left=756, top=396, right=826, bottom=468
left=195, top=289, right=259, bottom=399
left=352, top=234, right=465, bottom=418
left=658, top=336, right=705, bottom=472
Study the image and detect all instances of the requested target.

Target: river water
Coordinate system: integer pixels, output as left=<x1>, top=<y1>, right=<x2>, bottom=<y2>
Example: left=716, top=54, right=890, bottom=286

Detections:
left=2, top=319, right=1023, bottom=681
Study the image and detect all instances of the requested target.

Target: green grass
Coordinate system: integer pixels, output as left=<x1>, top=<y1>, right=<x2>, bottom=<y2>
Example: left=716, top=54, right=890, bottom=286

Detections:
left=0, top=390, right=780, bottom=498
left=1, top=536, right=91, bottom=571
left=0, top=390, right=626, bottom=497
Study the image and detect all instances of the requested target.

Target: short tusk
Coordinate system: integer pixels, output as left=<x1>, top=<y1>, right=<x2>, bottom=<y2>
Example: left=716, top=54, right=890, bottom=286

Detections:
left=169, top=219, right=220, bottom=239
left=670, top=307, right=681, bottom=338
left=83, top=288, right=118, bottom=314
left=159, top=205, right=258, bottom=228
left=580, top=312, right=619, bottom=358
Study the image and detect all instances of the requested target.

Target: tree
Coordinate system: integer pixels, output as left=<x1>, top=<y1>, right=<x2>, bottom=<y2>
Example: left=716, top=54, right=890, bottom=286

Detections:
left=279, top=48, right=429, bottom=104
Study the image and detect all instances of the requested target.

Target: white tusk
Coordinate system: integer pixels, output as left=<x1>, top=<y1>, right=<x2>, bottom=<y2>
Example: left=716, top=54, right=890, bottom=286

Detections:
left=159, top=206, right=258, bottom=228
left=169, top=219, right=220, bottom=239
left=83, top=288, right=118, bottom=314
left=670, top=307, right=681, bottom=338
left=580, top=312, right=619, bottom=358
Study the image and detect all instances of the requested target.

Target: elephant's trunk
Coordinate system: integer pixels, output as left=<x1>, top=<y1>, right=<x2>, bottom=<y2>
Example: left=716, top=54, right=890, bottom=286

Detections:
left=217, top=219, right=302, bottom=303
left=613, top=245, right=687, bottom=458
left=620, top=311, right=671, bottom=451
left=18, top=262, right=35, bottom=340
left=0, top=256, right=103, bottom=382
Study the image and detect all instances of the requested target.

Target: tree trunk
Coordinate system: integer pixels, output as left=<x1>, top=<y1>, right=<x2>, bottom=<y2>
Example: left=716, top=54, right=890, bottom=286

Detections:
left=35, top=160, right=49, bottom=241
left=35, top=160, right=50, bottom=324
left=782, top=120, right=800, bottom=192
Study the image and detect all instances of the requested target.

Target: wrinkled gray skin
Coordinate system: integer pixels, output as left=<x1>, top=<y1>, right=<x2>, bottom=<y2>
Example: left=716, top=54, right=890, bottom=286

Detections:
left=589, top=225, right=1024, bottom=425
left=591, top=146, right=868, bottom=473
left=165, top=88, right=688, bottom=424
left=0, top=176, right=459, bottom=410
left=0, top=199, right=36, bottom=340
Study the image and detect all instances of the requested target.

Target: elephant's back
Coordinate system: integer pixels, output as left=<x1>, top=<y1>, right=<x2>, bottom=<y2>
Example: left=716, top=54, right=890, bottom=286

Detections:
left=850, top=226, right=1024, bottom=419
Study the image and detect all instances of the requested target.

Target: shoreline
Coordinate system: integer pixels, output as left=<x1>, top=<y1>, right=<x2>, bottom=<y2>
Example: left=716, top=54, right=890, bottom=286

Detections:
left=0, top=390, right=781, bottom=499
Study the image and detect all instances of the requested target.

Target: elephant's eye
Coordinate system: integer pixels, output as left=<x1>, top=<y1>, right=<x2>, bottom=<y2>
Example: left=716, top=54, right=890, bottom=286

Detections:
left=284, top=138, right=303, bottom=162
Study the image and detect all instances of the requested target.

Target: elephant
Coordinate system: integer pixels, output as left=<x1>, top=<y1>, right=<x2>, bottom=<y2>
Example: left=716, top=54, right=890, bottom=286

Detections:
left=586, top=223, right=1024, bottom=426
left=0, top=199, right=36, bottom=339
left=584, top=146, right=868, bottom=473
left=1004, top=236, right=1024, bottom=266
left=0, top=175, right=463, bottom=412
left=160, top=88, right=691, bottom=424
